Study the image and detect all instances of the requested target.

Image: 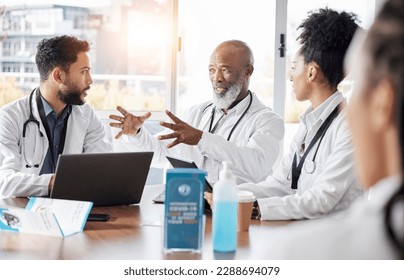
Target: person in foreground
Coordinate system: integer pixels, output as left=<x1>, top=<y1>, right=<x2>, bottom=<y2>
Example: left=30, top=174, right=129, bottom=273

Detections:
left=261, top=0, right=404, bottom=259
left=109, top=40, right=284, bottom=185
left=207, top=8, right=363, bottom=220
left=0, top=35, right=112, bottom=198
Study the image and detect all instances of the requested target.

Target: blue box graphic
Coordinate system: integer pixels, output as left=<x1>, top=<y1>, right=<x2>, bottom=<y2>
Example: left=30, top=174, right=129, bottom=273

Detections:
left=164, top=168, right=205, bottom=252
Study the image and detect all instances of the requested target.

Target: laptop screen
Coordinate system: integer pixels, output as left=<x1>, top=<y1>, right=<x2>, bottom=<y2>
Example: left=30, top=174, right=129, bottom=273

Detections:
left=50, top=152, right=153, bottom=206
left=166, top=156, right=212, bottom=192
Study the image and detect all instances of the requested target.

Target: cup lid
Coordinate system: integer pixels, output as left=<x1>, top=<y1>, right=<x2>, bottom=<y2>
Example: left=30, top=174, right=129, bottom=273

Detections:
left=237, top=190, right=256, bottom=202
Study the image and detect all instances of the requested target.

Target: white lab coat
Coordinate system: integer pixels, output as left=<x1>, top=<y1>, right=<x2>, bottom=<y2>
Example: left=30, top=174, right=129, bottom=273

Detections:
left=258, top=176, right=403, bottom=259
left=122, top=92, right=284, bottom=185
left=0, top=92, right=112, bottom=198
left=238, top=92, right=363, bottom=220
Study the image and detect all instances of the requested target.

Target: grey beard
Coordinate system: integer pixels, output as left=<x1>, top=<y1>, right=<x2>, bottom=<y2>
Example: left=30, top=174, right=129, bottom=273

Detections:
left=212, top=82, right=242, bottom=109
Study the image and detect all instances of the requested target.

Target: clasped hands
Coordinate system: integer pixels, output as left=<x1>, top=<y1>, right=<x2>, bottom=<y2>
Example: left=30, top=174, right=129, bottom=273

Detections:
left=109, top=106, right=203, bottom=148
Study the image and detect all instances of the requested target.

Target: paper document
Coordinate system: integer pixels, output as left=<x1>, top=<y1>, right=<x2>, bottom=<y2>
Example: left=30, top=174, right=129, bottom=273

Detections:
left=0, top=197, right=93, bottom=237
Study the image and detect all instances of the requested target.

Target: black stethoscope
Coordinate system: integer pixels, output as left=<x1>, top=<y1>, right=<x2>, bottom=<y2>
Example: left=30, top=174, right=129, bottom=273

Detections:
left=202, top=91, right=253, bottom=141
left=22, top=88, right=70, bottom=170
left=22, top=88, right=45, bottom=168
left=289, top=104, right=341, bottom=189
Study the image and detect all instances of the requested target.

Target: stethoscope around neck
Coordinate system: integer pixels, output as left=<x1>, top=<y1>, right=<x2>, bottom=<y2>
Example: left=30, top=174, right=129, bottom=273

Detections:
left=286, top=136, right=322, bottom=181
left=22, top=88, right=45, bottom=168
left=300, top=123, right=334, bottom=175
left=202, top=91, right=253, bottom=141
left=301, top=135, right=323, bottom=174
left=289, top=104, right=341, bottom=189
left=22, top=88, right=71, bottom=170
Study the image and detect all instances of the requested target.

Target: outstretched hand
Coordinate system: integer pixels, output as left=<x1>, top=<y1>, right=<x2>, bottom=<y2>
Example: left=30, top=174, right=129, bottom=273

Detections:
left=109, top=106, right=151, bottom=139
left=158, top=110, right=203, bottom=148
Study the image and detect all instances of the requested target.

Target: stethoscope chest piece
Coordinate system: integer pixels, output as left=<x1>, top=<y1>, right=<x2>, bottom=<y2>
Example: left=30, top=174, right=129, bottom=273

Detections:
left=304, top=160, right=316, bottom=174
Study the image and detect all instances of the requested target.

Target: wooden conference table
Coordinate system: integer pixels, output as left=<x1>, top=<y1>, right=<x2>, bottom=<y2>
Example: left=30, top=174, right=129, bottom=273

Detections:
left=0, top=184, right=294, bottom=260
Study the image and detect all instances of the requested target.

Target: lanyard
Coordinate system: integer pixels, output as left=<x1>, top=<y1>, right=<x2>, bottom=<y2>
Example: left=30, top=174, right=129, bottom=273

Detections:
left=208, top=91, right=253, bottom=141
left=291, top=104, right=341, bottom=190
left=36, top=89, right=70, bottom=172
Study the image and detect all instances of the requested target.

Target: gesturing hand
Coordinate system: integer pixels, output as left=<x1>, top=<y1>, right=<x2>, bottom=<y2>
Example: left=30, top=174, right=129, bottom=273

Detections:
left=109, top=106, right=151, bottom=139
left=158, top=110, right=203, bottom=148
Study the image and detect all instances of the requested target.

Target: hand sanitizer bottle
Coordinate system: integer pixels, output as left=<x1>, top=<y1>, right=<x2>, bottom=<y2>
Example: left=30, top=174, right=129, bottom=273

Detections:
left=212, top=161, right=238, bottom=252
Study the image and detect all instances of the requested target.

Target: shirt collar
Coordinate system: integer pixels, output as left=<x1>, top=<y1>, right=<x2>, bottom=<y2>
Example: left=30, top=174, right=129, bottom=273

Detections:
left=39, top=95, right=71, bottom=119
left=40, top=95, right=54, bottom=117
left=302, top=91, right=344, bottom=130
left=218, top=91, right=253, bottom=116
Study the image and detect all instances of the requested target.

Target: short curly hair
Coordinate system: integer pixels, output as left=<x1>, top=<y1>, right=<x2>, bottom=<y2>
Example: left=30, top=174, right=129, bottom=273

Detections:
left=297, top=8, right=360, bottom=88
left=35, top=35, right=90, bottom=81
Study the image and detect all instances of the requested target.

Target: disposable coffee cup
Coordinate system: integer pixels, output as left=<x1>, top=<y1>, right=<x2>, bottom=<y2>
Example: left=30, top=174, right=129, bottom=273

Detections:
left=237, top=191, right=256, bottom=231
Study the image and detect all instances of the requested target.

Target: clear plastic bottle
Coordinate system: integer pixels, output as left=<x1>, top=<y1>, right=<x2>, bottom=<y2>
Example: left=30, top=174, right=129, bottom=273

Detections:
left=212, top=161, right=238, bottom=252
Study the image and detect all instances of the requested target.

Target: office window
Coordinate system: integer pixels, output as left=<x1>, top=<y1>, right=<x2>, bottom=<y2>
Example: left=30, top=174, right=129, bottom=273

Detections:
left=177, top=0, right=276, bottom=115
left=2, top=39, right=21, bottom=57
left=24, top=63, right=36, bottom=73
left=83, top=0, right=170, bottom=113
left=4, top=13, right=22, bottom=32
left=0, top=0, right=377, bottom=123
left=25, top=39, right=42, bottom=56
left=2, top=62, right=20, bottom=73
left=0, top=1, right=171, bottom=113
left=1, top=41, right=11, bottom=56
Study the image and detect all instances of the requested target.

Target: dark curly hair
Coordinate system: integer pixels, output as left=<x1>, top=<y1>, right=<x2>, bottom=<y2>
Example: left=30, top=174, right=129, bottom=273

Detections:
left=297, top=8, right=360, bottom=89
left=35, top=35, right=90, bottom=81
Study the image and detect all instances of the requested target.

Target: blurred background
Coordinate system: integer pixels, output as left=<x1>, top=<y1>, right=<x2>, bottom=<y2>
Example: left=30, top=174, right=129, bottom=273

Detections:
left=0, top=0, right=379, bottom=160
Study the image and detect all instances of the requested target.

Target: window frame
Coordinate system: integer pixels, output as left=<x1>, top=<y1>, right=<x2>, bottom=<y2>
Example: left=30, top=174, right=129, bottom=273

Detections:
left=98, top=0, right=288, bottom=122
left=1, top=1, right=380, bottom=121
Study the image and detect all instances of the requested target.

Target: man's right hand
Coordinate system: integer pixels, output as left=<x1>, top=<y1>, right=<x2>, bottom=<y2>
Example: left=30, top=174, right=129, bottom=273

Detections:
left=109, top=106, right=151, bottom=139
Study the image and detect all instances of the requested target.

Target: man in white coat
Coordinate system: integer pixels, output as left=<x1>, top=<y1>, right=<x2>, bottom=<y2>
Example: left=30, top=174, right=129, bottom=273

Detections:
left=207, top=9, right=364, bottom=220
left=109, top=40, right=284, bottom=185
left=0, top=35, right=112, bottom=198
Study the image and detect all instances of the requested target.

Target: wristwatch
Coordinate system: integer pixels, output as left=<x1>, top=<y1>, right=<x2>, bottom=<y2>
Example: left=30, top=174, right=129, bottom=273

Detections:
left=251, top=200, right=261, bottom=220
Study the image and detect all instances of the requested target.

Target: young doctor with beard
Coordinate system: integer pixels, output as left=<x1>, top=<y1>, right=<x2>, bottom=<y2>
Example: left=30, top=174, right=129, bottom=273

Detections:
left=109, top=40, right=284, bottom=185
left=0, top=35, right=112, bottom=198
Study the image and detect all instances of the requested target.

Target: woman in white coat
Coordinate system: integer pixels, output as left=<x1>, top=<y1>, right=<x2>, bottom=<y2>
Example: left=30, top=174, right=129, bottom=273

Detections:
left=0, top=35, right=111, bottom=198
left=224, top=9, right=364, bottom=220
left=260, top=0, right=404, bottom=259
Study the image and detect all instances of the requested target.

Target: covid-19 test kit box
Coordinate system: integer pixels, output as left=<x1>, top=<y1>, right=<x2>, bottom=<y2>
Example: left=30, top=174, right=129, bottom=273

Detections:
left=163, top=168, right=206, bottom=252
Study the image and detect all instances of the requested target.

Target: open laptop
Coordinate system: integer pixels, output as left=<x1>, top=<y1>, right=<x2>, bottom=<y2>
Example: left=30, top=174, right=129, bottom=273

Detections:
left=153, top=156, right=212, bottom=204
left=50, top=152, right=153, bottom=207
